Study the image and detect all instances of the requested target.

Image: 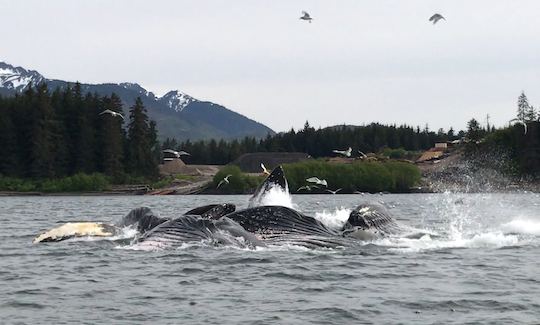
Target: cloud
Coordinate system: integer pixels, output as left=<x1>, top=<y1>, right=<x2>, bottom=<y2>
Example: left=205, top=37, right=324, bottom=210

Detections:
left=3, top=0, right=540, bottom=131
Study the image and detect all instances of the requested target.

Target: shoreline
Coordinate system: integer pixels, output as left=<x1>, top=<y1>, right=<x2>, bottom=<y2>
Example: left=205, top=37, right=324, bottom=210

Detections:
left=1, top=189, right=538, bottom=196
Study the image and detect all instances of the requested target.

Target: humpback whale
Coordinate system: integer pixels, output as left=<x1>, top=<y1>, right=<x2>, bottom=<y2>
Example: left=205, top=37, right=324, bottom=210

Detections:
left=33, top=204, right=236, bottom=243
left=341, top=203, right=405, bottom=240
left=33, top=208, right=161, bottom=243
left=133, top=215, right=265, bottom=249
left=132, top=166, right=405, bottom=249
left=128, top=165, right=404, bottom=248
left=184, top=203, right=236, bottom=219
left=221, top=205, right=349, bottom=248
left=34, top=165, right=407, bottom=248
left=249, top=165, right=288, bottom=207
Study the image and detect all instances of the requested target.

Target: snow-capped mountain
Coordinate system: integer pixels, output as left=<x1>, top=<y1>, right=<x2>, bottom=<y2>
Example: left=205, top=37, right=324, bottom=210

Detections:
left=0, top=62, right=45, bottom=92
left=119, top=82, right=157, bottom=100
left=0, top=61, right=274, bottom=141
left=159, top=90, right=197, bottom=112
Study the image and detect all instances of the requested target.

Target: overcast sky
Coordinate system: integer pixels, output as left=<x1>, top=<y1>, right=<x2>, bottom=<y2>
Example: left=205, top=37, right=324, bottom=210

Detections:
left=3, top=0, right=540, bottom=132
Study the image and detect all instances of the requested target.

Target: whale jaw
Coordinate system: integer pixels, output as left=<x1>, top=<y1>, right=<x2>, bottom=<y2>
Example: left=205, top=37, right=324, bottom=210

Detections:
left=33, top=222, right=119, bottom=243
left=342, top=203, right=402, bottom=238
left=249, top=165, right=288, bottom=207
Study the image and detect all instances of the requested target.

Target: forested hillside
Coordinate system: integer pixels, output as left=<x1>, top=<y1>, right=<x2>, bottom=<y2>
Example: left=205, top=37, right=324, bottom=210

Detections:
left=0, top=84, right=159, bottom=180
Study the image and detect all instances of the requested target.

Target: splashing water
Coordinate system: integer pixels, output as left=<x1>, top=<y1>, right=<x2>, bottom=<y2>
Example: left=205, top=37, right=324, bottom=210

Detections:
left=371, top=193, right=540, bottom=253
left=380, top=232, right=520, bottom=253
left=258, top=185, right=295, bottom=209
left=501, top=218, right=540, bottom=236
left=314, top=207, right=352, bottom=229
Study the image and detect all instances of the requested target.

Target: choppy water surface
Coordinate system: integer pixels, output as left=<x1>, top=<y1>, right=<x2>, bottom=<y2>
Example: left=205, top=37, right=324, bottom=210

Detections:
left=1, top=193, right=540, bottom=324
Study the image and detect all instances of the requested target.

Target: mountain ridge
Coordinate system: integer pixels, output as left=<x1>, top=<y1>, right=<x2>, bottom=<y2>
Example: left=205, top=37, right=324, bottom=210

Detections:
left=0, top=61, right=274, bottom=141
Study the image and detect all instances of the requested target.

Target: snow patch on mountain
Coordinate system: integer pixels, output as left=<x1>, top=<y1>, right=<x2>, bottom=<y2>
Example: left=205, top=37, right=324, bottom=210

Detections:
left=0, top=62, right=45, bottom=91
left=119, top=82, right=154, bottom=96
left=160, top=90, right=197, bottom=112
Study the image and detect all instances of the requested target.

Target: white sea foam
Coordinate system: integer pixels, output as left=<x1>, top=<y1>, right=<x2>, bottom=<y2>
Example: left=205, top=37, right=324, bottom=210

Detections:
left=380, top=231, right=520, bottom=253
left=314, top=207, right=352, bottom=229
left=500, top=218, right=540, bottom=236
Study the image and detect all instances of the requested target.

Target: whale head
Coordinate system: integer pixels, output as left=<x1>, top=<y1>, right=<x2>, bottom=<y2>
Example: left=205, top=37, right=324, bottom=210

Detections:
left=116, top=207, right=167, bottom=233
left=184, top=203, right=236, bottom=219
left=341, top=203, right=394, bottom=240
left=249, top=165, right=289, bottom=207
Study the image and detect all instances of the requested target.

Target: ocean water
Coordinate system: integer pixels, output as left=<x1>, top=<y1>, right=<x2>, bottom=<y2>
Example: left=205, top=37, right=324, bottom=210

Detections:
left=1, top=193, right=540, bottom=324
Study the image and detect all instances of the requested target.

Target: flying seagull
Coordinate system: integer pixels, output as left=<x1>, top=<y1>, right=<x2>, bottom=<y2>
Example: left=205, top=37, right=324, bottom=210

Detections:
left=297, top=185, right=319, bottom=192
left=163, top=149, right=191, bottom=158
left=260, top=163, right=270, bottom=175
left=429, top=13, right=445, bottom=24
left=300, top=11, right=313, bottom=23
left=306, top=177, right=328, bottom=187
left=217, top=174, right=233, bottom=189
left=510, top=119, right=527, bottom=135
left=99, top=109, right=124, bottom=120
left=325, top=188, right=342, bottom=195
left=333, top=147, right=352, bottom=157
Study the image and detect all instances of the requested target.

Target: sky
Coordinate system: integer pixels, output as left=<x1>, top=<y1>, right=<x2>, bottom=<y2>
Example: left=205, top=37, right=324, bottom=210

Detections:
left=2, top=0, right=540, bottom=132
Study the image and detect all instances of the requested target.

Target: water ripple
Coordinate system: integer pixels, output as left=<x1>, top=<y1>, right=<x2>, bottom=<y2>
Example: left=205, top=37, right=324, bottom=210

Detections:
left=1, top=194, right=539, bottom=324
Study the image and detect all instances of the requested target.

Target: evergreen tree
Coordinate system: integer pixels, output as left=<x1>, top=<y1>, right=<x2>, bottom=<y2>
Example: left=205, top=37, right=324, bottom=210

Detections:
left=72, top=85, right=95, bottom=173
left=466, top=118, right=482, bottom=142
left=524, top=105, right=537, bottom=122
left=148, top=120, right=161, bottom=165
left=126, top=97, right=158, bottom=177
left=28, top=83, right=56, bottom=178
left=517, top=91, right=529, bottom=121
left=99, top=93, right=125, bottom=176
left=0, top=97, right=19, bottom=175
left=49, top=87, right=70, bottom=176
left=448, top=127, right=455, bottom=140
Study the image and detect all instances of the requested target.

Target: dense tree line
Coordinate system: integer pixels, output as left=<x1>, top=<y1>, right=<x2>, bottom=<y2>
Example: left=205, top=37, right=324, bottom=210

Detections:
left=0, top=83, right=159, bottom=179
left=465, top=92, right=540, bottom=177
left=164, top=122, right=462, bottom=165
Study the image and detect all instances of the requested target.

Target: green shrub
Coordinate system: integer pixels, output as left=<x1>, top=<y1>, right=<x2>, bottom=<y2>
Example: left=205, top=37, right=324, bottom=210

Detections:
left=0, top=176, right=37, bottom=192
left=0, top=173, right=110, bottom=192
left=151, top=174, right=198, bottom=189
left=39, top=173, right=110, bottom=192
left=380, top=147, right=422, bottom=160
left=283, top=159, right=420, bottom=193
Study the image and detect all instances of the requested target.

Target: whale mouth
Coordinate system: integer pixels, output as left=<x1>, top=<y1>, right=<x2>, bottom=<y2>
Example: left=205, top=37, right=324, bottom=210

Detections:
left=341, top=226, right=379, bottom=241
left=249, top=165, right=289, bottom=207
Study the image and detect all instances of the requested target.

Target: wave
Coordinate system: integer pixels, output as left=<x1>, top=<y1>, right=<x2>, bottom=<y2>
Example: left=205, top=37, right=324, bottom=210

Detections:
left=377, top=231, right=520, bottom=253
left=500, top=218, right=540, bottom=236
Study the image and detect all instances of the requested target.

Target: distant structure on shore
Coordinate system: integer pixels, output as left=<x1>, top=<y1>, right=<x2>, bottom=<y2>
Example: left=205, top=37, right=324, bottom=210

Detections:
left=159, top=158, right=188, bottom=175
left=417, top=140, right=461, bottom=163
left=232, top=152, right=311, bottom=173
